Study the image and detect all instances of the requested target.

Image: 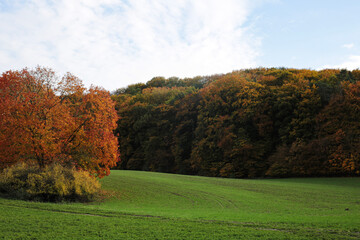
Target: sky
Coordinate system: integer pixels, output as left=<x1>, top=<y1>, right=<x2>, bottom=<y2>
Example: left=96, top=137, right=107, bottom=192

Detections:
left=0, top=0, right=359, bottom=91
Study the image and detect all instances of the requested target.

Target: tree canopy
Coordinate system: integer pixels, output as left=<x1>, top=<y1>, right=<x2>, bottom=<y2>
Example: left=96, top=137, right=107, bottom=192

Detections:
left=0, top=67, right=119, bottom=178
left=112, top=68, right=360, bottom=177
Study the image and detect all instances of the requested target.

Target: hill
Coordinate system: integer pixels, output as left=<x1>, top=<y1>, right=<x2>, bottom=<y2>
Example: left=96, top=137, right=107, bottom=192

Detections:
left=1, top=170, right=359, bottom=239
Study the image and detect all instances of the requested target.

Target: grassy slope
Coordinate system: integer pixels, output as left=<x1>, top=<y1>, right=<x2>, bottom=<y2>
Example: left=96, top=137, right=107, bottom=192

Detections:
left=0, top=170, right=359, bottom=239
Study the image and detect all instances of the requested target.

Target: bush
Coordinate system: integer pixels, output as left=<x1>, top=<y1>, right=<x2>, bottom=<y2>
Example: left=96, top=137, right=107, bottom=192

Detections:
left=0, top=162, right=101, bottom=202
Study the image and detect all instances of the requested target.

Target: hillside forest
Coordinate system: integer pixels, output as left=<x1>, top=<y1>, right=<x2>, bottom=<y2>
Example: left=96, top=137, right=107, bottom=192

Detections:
left=1, top=67, right=359, bottom=179
left=112, top=68, right=360, bottom=178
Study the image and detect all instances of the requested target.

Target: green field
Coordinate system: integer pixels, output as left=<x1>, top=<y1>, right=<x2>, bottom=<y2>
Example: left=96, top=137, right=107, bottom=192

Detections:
left=0, top=170, right=359, bottom=239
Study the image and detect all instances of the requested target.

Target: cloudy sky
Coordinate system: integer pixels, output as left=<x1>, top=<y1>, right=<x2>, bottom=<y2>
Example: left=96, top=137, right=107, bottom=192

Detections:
left=0, top=0, right=359, bottom=90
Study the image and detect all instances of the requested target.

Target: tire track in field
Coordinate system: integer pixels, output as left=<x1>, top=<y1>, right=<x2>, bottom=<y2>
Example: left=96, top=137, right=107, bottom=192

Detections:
left=192, top=190, right=240, bottom=209
left=164, top=188, right=239, bottom=209
left=169, top=192, right=197, bottom=206
left=0, top=202, right=112, bottom=218
left=0, top=201, right=170, bottom=219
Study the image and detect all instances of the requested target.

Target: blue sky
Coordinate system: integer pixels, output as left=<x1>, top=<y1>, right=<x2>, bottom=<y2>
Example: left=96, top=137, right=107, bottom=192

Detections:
left=252, top=0, right=360, bottom=69
left=0, top=0, right=359, bottom=90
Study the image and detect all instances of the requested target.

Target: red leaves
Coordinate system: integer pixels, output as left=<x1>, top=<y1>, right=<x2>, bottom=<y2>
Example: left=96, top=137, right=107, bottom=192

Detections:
left=0, top=68, right=119, bottom=177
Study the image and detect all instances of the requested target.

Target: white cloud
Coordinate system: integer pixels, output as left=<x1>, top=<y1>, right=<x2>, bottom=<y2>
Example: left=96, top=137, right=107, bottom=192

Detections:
left=322, top=55, right=360, bottom=70
left=342, top=43, right=354, bottom=49
left=334, top=55, right=360, bottom=70
left=0, top=0, right=260, bottom=90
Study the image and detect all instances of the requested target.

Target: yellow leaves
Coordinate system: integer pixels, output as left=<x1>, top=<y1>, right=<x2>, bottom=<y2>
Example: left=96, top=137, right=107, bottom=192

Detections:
left=73, top=170, right=101, bottom=196
left=0, top=162, right=101, bottom=202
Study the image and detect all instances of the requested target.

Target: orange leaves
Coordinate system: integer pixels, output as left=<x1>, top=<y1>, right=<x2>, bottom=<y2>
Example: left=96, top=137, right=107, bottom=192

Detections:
left=78, top=87, right=119, bottom=177
left=0, top=67, right=119, bottom=177
left=0, top=69, right=63, bottom=166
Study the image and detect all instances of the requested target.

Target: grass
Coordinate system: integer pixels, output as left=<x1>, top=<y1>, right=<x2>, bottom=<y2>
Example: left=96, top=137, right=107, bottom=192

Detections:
left=0, top=170, right=359, bottom=239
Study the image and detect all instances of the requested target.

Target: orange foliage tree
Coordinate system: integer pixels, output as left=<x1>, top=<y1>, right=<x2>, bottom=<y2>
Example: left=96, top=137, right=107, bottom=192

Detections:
left=0, top=67, right=119, bottom=178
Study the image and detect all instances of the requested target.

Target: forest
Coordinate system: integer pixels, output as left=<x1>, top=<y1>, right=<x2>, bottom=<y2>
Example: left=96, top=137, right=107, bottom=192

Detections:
left=1, top=67, right=359, bottom=180
left=112, top=68, right=360, bottom=178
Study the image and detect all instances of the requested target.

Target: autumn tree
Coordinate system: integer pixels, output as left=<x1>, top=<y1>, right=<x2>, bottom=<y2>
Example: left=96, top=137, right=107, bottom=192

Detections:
left=0, top=67, right=119, bottom=177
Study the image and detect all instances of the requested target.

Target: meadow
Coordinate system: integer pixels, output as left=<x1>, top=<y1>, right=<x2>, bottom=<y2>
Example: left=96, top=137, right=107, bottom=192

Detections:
left=0, top=170, right=359, bottom=239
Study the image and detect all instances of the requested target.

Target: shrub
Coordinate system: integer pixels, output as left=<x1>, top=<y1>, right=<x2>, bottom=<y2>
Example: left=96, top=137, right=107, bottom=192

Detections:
left=0, top=162, right=101, bottom=202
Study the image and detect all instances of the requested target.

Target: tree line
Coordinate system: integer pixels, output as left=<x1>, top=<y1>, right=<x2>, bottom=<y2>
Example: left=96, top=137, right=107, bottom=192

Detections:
left=112, top=68, right=360, bottom=178
left=1, top=67, right=359, bottom=179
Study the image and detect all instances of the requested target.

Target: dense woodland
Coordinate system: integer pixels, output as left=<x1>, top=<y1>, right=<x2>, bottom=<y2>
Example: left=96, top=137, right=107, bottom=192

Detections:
left=112, top=68, right=360, bottom=178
